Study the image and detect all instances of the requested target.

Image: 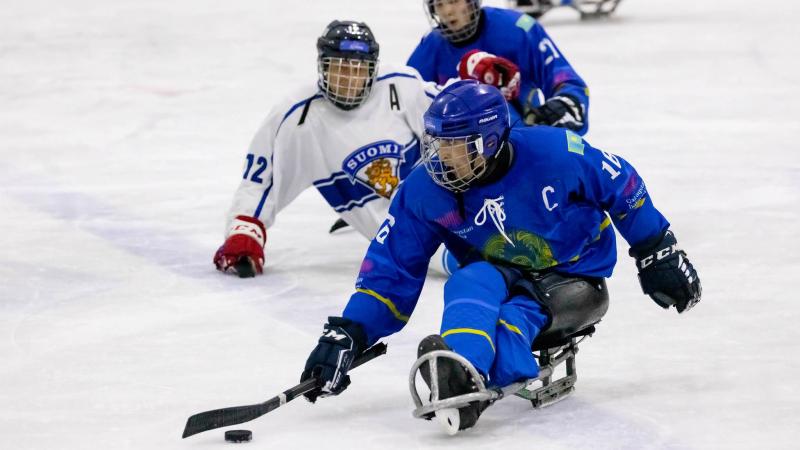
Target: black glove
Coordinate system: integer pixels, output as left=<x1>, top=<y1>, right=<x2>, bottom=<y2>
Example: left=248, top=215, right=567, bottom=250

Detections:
left=629, top=230, right=702, bottom=313
left=524, top=95, right=584, bottom=132
left=301, top=317, right=367, bottom=402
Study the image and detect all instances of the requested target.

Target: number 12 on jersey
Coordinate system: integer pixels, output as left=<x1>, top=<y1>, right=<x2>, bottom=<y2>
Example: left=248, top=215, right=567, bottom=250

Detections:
left=243, top=154, right=268, bottom=183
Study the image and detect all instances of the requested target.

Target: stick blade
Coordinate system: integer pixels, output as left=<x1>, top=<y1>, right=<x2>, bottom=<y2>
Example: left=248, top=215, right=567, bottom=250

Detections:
left=182, top=403, right=267, bottom=438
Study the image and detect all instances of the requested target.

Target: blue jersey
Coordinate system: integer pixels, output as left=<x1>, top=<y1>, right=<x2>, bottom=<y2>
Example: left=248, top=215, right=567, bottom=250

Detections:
left=407, top=7, right=590, bottom=135
left=342, top=127, right=669, bottom=345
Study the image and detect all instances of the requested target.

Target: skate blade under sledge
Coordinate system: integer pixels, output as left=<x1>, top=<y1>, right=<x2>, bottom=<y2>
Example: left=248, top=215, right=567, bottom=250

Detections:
left=409, top=338, right=582, bottom=426
left=514, top=340, right=579, bottom=408
left=409, top=350, right=493, bottom=420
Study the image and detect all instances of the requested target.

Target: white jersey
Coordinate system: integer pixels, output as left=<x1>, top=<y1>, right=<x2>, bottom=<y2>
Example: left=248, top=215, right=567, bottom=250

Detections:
left=225, top=65, right=439, bottom=240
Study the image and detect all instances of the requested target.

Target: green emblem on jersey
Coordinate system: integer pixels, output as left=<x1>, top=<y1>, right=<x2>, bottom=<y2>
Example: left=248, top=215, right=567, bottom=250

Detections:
left=483, top=230, right=558, bottom=271
left=515, top=14, right=536, bottom=32
left=566, top=130, right=585, bottom=155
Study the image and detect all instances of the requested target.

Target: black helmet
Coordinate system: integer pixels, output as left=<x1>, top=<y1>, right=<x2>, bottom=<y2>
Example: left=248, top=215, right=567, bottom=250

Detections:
left=317, top=21, right=380, bottom=110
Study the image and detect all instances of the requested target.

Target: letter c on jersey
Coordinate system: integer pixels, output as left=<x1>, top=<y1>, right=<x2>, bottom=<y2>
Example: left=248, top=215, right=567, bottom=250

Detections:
left=542, top=186, right=558, bottom=211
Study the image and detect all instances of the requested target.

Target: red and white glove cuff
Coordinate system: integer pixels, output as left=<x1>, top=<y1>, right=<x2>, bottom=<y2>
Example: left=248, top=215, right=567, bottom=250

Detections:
left=459, top=50, right=495, bottom=81
left=457, top=49, right=521, bottom=101
left=227, top=215, right=267, bottom=248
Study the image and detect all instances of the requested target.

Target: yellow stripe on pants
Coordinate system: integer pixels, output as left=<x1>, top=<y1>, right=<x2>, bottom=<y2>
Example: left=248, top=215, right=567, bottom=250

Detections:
left=441, top=328, right=495, bottom=353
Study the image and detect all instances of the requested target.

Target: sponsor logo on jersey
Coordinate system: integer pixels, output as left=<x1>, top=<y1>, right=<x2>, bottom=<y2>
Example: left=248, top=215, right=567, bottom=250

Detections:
left=453, top=225, right=474, bottom=237
left=622, top=175, right=647, bottom=210
left=343, top=140, right=404, bottom=198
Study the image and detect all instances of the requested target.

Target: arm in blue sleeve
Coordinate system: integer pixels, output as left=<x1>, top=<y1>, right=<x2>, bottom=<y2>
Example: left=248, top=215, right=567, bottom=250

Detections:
left=564, top=131, right=669, bottom=247
left=342, top=186, right=442, bottom=346
left=407, top=36, right=439, bottom=83
left=517, top=22, right=590, bottom=133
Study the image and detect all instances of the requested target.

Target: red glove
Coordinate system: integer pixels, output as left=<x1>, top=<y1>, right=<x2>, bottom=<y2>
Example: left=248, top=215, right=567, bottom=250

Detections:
left=457, top=49, right=521, bottom=101
left=213, top=215, right=267, bottom=278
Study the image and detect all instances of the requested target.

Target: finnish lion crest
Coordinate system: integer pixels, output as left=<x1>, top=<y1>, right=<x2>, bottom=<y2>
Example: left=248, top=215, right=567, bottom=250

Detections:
left=343, top=140, right=404, bottom=198
left=364, top=159, right=399, bottom=198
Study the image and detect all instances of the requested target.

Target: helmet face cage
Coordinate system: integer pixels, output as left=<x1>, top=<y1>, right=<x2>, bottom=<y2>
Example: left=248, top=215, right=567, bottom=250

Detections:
left=318, top=56, right=378, bottom=110
left=425, top=0, right=482, bottom=43
left=317, top=21, right=380, bottom=110
left=422, top=133, right=487, bottom=192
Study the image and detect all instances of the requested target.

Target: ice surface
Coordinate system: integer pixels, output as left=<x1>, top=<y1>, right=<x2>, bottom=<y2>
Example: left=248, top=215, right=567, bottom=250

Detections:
left=1, top=0, right=799, bottom=449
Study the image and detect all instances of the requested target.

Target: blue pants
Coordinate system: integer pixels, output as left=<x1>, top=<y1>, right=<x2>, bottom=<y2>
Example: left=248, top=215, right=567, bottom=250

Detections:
left=440, top=262, right=549, bottom=387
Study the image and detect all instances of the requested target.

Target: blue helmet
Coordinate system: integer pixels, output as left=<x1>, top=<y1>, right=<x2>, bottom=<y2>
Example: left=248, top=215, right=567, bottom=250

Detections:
left=422, top=80, right=511, bottom=192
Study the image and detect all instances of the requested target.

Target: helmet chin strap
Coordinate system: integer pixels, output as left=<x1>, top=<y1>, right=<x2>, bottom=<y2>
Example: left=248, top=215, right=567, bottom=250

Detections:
left=466, top=153, right=485, bottom=180
left=471, top=140, right=513, bottom=188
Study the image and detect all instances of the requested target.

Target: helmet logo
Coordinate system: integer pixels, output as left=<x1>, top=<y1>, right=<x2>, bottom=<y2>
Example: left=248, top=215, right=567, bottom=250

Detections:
left=478, top=114, right=498, bottom=124
left=346, top=23, right=363, bottom=35
left=339, top=40, right=370, bottom=52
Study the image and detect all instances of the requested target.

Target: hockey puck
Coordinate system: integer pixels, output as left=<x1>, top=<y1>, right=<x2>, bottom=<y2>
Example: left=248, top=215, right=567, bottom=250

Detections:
left=224, top=429, right=252, bottom=443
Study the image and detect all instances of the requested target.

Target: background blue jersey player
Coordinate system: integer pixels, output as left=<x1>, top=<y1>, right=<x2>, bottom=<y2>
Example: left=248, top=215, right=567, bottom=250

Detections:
left=408, top=0, right=591, bottom=135
left=299, top=81, right=701, bottom=433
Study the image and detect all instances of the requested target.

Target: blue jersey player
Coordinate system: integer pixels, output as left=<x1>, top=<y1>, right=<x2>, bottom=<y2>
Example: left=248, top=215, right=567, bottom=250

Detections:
left=299, top=81, right=701, bottom=432
left=408, top=0, right=591, bottom=135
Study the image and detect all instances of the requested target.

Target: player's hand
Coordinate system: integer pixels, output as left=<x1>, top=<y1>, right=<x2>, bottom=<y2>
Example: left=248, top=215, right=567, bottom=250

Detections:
left=524, top=95, right=584, bottom=131
left=457, top=49, right=521, bottom=101
left=213, top=215, right=266, bottom=278
left=301, top=317, right=367, bottom=402
left=629, top=230, right=702, bottom=313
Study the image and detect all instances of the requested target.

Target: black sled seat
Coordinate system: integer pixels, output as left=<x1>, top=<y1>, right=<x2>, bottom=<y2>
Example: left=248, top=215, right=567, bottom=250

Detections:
left=516, top=325, right=597, bottom=408
left=531, top=325, right=596, bottom=352
left=502, top=270, right=607, bottom=408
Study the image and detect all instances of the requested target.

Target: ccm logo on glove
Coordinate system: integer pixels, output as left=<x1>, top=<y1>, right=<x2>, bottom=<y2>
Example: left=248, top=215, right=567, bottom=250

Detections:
left=637, top=243, right=679, bottom=269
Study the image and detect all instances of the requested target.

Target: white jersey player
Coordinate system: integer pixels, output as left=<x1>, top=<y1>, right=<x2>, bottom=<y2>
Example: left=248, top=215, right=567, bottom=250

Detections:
left=214, top=20, right=444, bottom=277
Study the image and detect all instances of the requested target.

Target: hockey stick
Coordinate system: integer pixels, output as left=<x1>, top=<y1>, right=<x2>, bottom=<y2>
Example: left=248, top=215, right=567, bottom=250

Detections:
left=181, top=342, right=387, bottom=438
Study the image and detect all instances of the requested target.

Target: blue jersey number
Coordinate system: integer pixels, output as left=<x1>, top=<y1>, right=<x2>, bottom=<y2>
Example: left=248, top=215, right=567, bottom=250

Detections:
left=243, top=154, right=268, bottom=183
